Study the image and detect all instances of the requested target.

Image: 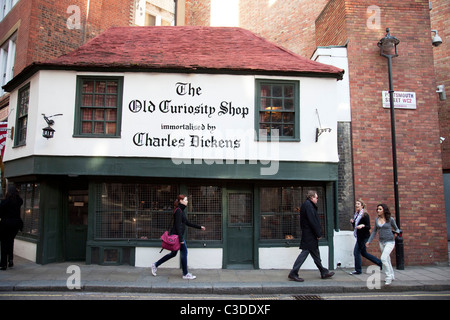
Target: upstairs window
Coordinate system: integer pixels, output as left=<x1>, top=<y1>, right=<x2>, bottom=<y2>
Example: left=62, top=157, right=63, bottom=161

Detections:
left=0, top=32, right=16, bottom=96
left=74, top=76, right=123, bottom=137
left=256, top=79, right=299, bottom=141
left=14, top=83, right=29, bottom=146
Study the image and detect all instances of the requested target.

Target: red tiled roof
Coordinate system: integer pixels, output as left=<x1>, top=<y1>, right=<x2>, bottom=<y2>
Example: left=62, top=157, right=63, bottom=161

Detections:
left=3, top=26, right=344, bottom=92
left=47, top=26, right=343, bottom=78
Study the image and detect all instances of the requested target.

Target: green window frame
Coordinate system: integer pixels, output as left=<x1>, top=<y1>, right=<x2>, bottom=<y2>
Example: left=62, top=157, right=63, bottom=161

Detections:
left=74, top=76, right=123, bottom=137
left=255, top=79, right=300, bottom=141
left=14, top=83, right=30, bottom=147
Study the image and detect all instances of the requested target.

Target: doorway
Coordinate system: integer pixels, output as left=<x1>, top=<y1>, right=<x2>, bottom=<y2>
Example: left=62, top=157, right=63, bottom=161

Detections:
left=225, top=187, right=254, bottom=269
left=65, top=190, right=88, bottom=261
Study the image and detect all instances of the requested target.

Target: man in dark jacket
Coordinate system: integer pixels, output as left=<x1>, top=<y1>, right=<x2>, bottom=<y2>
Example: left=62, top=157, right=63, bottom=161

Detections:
left=288, top=190, right=334, bottom=282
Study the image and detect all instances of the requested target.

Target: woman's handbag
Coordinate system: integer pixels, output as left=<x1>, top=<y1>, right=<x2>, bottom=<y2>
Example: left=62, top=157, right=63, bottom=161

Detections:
left=160, top=231, right=180, bottom=252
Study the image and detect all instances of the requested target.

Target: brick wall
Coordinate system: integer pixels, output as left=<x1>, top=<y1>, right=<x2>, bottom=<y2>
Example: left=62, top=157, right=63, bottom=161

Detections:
left=238, top=0, right=329, bottom=58
left=317, top=0, right=448, bottom=265
left=185, top=0, right=211, bottom=26
left=431, top=0, right=450, bottom=170
left=0, top=0, right=134, bottom=77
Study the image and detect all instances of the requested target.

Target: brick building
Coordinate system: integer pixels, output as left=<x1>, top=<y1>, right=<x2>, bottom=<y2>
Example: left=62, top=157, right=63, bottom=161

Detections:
left=431, top=0, right=450, bottom=237
left=180, top=0, right=449, bottom=266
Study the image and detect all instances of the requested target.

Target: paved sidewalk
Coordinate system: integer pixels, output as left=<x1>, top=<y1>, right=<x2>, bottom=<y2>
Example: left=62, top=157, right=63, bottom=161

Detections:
left=0, top=256, right=449, bottom=295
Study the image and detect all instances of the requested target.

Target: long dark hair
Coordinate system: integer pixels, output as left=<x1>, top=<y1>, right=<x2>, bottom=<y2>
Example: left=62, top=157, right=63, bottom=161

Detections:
left=173, top=194, right=186, bottom=209
left=377, top=203, right=391, bottom=220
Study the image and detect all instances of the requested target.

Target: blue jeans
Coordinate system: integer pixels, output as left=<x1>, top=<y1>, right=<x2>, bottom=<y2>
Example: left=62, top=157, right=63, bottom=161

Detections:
left=354, top=237, right=382, bottom=273
left=155, top=242, right=188, bottom=275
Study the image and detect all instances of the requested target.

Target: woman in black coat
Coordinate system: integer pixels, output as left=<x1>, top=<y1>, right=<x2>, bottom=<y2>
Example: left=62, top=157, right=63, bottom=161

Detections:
left=0, top=185, right=24, bottom=270
left=349, top=199, right=382, bottom=275
left=151, top=194, right=205, bottom=280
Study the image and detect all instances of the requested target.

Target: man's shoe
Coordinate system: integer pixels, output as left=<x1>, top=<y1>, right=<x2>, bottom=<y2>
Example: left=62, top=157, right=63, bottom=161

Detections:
left=288, top=274, right=304, bottom=282
left=321, top=271, right=335, bottom=279
left=8, top=261, right=13, bottom=268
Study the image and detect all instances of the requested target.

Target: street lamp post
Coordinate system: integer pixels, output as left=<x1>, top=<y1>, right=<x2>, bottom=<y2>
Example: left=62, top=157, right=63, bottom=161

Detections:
left=377, top=28, right=404, bottom=270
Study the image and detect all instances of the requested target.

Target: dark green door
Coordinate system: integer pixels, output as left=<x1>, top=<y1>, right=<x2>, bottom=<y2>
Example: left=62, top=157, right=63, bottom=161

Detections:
left=65, top=190, right=88, bottom=261
left=225, top=188, right=254, bottom=269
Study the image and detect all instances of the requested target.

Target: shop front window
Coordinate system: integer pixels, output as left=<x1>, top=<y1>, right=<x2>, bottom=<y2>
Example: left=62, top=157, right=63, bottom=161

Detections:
left=17, top=183, right=40, bottom=237
left=95, top=183, right=178, bottom=239
left=259, top=186, right=326, bottom=241
left=187, top=185, right=222, bottom=241
left=95, top=183, right=224, bottom=241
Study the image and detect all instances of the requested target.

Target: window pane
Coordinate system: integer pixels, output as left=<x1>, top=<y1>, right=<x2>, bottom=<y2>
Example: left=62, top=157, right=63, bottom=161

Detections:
left=259, top=112, right=270, bottom=123
left=94, top=95, right=105, bottom=106
left=94, top=109, right=104, bottom=120
left=107, top=81, right=118, bottom=93
left=106, top=95, right=117, bottom=107
left=261, top=98, right=271, bottom=110
left=82, top=108, right=93, bottom=120
left=94, top=122, right=104, bottom=133
left=83, top=81, right=94, bottom=93
left=81, top=122, right=92, bottom=133
left=283, top=125, right=294, bottom=137
left=82, top=94, right=93, bottom=106
left=106, top=122, right=116, bottom=135
left=284, top=85, right=294, bottom=98
left=260, top=85, right=271, bottom=97
left=95, top=81, right=106, bottom=93
left=106, top=109, right=117, bottom=121
left=271, top=112, right=282, bottom=123
left=284, top=99, right=294, bottom=110
left=283, top=112, right=294, bottom=123
left=272, top=99, right=282, bottom=109
left=273, top=85, right=282, bottom=97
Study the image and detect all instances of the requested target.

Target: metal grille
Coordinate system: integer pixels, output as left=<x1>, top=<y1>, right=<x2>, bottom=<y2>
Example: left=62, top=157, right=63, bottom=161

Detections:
left=187, top=185, right=222, bottom=241
left=260, top=186, right=326, bottom=240
left=95, top=183, right=178, bottom=239
left=293, top=295, right=324, bottom=300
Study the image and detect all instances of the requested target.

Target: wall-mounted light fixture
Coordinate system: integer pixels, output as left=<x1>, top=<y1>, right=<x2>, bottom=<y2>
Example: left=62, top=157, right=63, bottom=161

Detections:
left=42, top=113, right=62, bottom=139
left=315, top=109, right=331, bottom=142
left=431, top=30, right=442, bottom=47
